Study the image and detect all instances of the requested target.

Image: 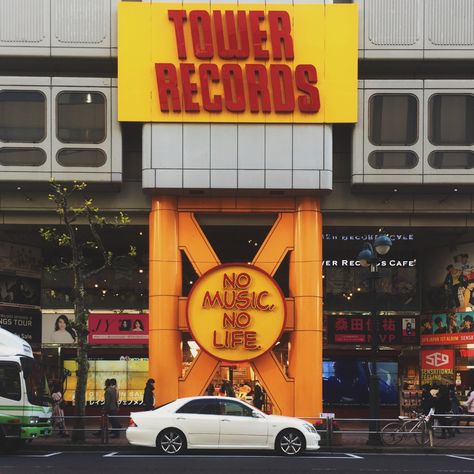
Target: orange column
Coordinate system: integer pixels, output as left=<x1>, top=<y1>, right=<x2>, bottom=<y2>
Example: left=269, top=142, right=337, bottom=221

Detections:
left=288, top=197, right=323, bottom=417
left=149, top=196, right=182, bottom=406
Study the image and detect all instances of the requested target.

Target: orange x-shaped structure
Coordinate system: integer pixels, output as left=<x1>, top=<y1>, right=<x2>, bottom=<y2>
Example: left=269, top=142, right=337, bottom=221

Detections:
left=149, top=196, right=323, bottom=417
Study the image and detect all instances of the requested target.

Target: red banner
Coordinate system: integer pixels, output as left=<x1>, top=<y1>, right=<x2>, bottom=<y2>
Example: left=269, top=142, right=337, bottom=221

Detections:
left=421, top=349, right=454, bottom=370
left=420, top=311, right=474, bottom=346
left=88, top=313, right=148, bottom=345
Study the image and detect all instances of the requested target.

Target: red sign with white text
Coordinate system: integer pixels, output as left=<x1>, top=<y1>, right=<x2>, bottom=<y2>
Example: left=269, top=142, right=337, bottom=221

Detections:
left=421, top=349, right=454, bottom=370
left=88, top=313, right=148, bottom=345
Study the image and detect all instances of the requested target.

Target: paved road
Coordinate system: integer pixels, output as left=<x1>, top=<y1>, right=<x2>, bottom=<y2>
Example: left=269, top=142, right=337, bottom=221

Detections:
left=1, top=451, right=474, bottom=473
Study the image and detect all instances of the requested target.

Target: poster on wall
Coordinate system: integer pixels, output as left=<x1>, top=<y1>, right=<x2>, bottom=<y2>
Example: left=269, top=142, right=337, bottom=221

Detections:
left=420, top=311, right=474, bottom=345
left=0, top=274, right=41, bottom=306
left=0, top=305, right=41, bottom=344
left=421, top=349, right=454, bottom=386
left=42, top=311, right=77, bottom=345
left=327, top=315, right=418, bottom=345
left=0, top=242, right=42, bottom=278
left=423, top=243, right=474, bottom=311
left=88, top=313, right=148, bottom=345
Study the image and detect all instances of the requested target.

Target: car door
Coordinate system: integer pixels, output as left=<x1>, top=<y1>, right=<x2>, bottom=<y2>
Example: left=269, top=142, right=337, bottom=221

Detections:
left=218, top=400, right=269, bottom=448
left=173, top=398, right=221, bottom=448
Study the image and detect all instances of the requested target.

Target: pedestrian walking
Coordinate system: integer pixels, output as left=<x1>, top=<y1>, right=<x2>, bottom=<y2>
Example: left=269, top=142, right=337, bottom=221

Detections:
left=465, top=388, right=474, bottom=426
left=105, top=378, right=121, bottom=438
left=51, top=382, right=68, bottom=437
left=435, top=386, right=454, bottom=438
left=420, top=384, right=435, bottom=416
left=253, top=383, right=264, bottom=410
left=142, top=378, right=155, bottom=411
left=448, top=384, right=462, bottom=434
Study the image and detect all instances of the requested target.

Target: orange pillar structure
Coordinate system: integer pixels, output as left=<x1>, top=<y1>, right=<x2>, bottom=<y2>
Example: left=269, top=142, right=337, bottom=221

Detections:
left=288, top=197, right=323, bottom=416
left=149, top=197, right=182, bottom=406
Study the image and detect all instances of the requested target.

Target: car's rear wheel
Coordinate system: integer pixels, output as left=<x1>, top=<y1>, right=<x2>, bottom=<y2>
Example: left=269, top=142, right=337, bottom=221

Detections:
left=276, top=429, right=305, bottom=456
left=156, top=428, right=186, bottom=455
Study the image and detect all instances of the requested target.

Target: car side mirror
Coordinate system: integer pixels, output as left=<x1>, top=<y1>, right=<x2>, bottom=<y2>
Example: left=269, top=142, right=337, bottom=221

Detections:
left=252, top=411, right=264, bottom=418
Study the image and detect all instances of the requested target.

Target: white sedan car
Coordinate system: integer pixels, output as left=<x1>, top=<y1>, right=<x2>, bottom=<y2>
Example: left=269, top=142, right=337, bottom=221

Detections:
left=126, top=396, right=320, bottom=456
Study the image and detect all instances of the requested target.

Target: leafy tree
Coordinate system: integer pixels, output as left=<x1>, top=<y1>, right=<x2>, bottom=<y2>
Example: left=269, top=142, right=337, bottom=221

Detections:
left=40, top=181, right=135, bottom=442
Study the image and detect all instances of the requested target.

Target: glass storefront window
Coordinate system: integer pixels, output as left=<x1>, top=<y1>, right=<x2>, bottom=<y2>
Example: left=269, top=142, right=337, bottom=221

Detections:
left=369, top=94, right=418, bottom=146
left=0, top=91, right=46, bottom=143
left=56, top=92, right=106, bottom=144
left=429, top=94, right=474, bottom=146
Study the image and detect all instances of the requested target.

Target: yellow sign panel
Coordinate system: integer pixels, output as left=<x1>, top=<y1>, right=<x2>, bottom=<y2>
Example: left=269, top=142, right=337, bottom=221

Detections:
left=118, top=3, right=358, bottom=123
left=187, top=264, right=286, bottom=362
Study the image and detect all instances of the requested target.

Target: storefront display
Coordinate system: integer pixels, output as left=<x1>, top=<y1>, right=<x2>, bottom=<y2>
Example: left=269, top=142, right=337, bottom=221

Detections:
left=322, top=359, right=399, bottom=407
left=63, top=357, right=149, bottom=405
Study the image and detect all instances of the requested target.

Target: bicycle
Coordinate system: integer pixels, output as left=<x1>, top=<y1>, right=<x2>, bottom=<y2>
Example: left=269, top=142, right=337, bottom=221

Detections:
left=381, top=410, right=433, bottom=446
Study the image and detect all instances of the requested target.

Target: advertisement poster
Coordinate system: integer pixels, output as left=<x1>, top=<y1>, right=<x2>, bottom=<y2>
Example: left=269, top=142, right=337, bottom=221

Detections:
left=0, top=274, right=41, bottom=306
left=42, top=311, right=77, bottom=345
left=421, top=349, right=454, bottom=386
left=0, top=242, right=42, bottom=278
left=420, top=311, right=474, bottom=346
left=327, top=315, right=418, bottom=345
left=423, top=243, right=474, bottom=311
left=0, top=305, right=42, bottom=344
left=88, top=313, right=148, bottom=345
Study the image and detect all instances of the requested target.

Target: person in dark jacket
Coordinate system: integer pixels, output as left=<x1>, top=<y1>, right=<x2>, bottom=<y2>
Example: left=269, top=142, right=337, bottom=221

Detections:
left=253, top=383, right=264, bottom=410
left=105, top=378, right=121, bottom=438
left=435, top=386, right=454, bottom=439
left=143, top=378, right=155, bottom=411
left=420, top=384, right=435, bottom=416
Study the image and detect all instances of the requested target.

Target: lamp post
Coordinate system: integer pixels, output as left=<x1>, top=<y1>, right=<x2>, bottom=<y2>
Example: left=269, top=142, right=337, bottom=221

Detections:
left=357, top=234, right=392, bottom=445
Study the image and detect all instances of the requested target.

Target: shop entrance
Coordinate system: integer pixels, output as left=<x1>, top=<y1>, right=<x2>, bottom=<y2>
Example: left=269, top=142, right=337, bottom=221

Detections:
left=148, top=196, right=323, bottom=418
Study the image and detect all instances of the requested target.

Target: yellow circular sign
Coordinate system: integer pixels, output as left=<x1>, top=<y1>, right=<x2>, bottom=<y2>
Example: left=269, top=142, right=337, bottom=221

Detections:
left=187, top=264, right=286, bottom=362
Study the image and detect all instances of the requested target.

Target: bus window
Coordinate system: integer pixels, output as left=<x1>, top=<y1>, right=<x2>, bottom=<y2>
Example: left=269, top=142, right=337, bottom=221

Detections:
left=0, top=362, right=21, bottom=401
left=20, top=357, right=50, bottom=407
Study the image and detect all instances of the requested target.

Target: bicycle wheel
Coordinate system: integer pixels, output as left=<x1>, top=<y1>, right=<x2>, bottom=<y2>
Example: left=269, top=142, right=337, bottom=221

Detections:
left=381, top=422, right=404, bottom=446
left=413, top=423, right=430, bottom=446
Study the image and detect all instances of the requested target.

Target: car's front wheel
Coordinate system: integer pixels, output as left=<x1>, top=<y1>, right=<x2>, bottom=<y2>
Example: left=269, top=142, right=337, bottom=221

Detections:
left=157, top=428, right=187, bottom=455
left=276, top=429, right=305, bottom=456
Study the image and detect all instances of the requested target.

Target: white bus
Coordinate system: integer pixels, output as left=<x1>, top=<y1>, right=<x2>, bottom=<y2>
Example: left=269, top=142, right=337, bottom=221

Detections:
left=0, top=328, right=52, bottom=450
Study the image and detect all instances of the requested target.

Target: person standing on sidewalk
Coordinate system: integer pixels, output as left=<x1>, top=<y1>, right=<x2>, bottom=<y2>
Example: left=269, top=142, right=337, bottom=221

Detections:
left=142, top=378, right=155, bottom=411
left=51, top=383, right=68, bottom=438
left=105, top=378, right=121, bottom=438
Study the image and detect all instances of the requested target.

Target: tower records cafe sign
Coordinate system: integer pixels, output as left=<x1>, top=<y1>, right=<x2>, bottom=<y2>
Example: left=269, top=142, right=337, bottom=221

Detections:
left=187, top=264, right=286, bottom=362
left=118, top=3, right=357, bottom=123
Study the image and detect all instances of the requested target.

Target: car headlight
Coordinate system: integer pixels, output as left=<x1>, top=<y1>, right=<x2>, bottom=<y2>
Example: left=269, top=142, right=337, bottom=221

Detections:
left=29, top=416, right=40, bottom=425
left=303, top=422, right=317, bottom=433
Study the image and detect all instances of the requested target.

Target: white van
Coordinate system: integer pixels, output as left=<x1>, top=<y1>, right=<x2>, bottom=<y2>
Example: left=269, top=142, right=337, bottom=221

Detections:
left=0, top=328, right=52, bottom=450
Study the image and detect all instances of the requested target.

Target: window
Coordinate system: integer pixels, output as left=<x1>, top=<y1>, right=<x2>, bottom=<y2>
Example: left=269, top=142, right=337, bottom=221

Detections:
left=0, top=148, right=46, bottom=166
left=57, top=92, right=106, bottom=144
left=176, top=399, right=220, bottom=415
left=0, top=362, right=21, bottom=401
left=428, top=151, right=474, bottom=169
left=0, top=91, right=46, bottom=143
left=221, top=400, right=253, bottom=417
left=429, top=94, right=474, bottom=146
left=369, top=94, right=418, bottom=146
left=57, top=149, right=106, bottom=167
left=368, top=151, right=419, bottom=170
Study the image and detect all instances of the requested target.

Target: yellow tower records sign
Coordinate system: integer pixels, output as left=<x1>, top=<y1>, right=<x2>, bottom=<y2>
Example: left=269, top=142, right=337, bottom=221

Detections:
left=187, top=264, right=286, bottom=362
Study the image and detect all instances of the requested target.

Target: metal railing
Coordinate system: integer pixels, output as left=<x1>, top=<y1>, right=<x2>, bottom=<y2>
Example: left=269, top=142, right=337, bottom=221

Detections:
left=46, top=413, right=474, bottom=447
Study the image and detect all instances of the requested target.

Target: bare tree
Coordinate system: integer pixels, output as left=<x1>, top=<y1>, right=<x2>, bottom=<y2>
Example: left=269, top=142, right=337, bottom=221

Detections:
left=40, top=181, right=135, bottom=442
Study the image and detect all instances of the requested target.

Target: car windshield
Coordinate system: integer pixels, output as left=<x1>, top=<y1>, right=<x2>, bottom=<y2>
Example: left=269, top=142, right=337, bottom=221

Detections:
left=20, top=357, right=50, bottom=407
